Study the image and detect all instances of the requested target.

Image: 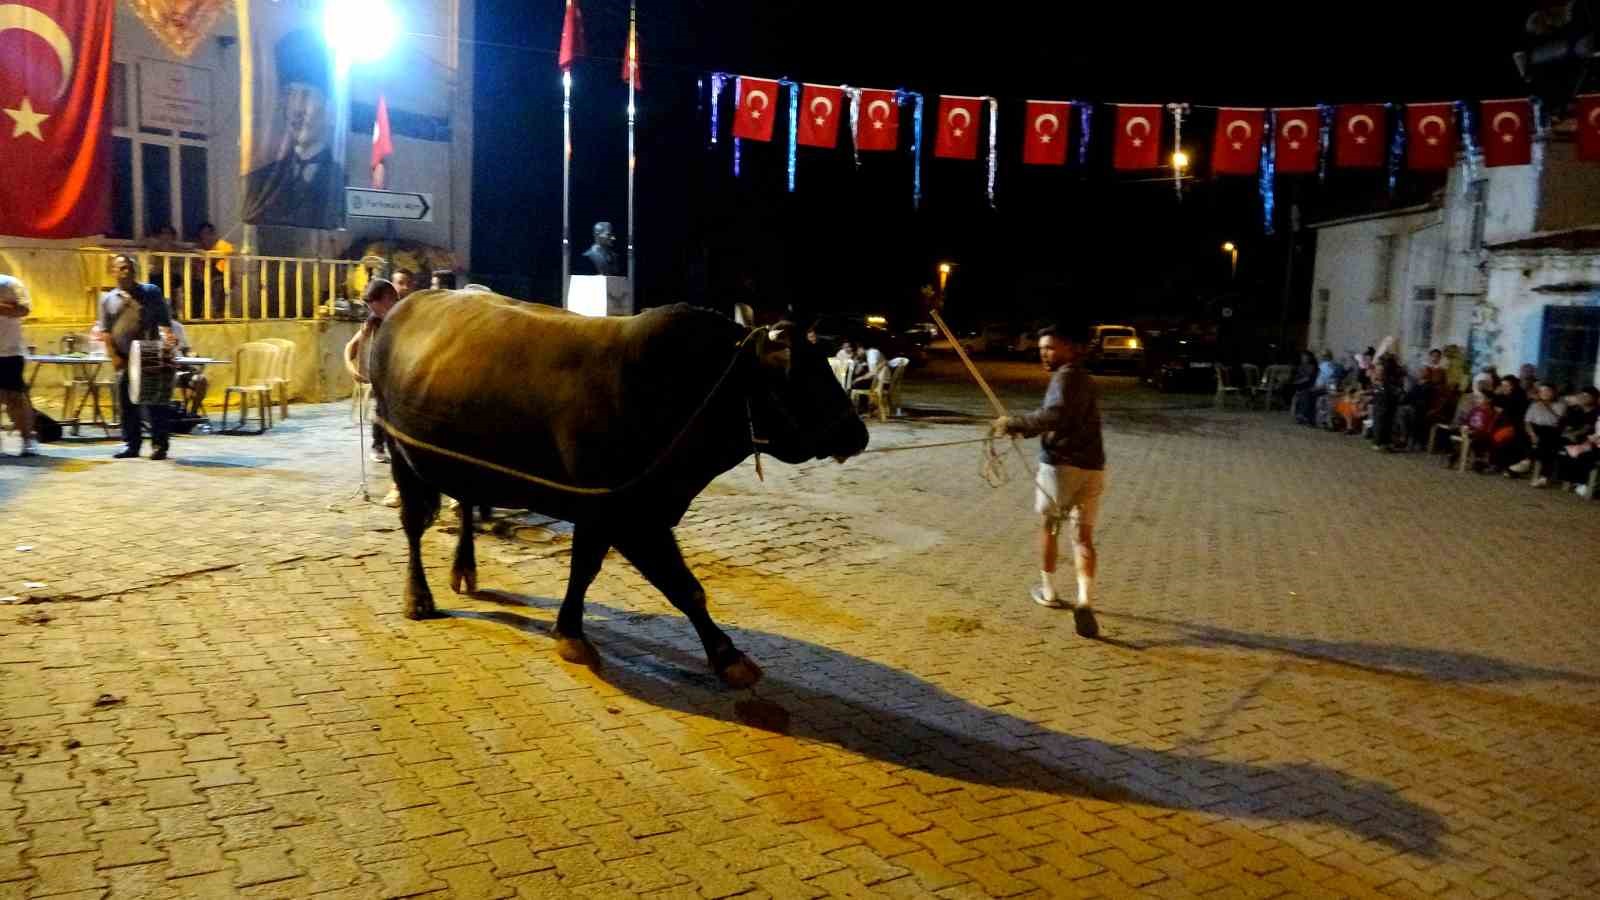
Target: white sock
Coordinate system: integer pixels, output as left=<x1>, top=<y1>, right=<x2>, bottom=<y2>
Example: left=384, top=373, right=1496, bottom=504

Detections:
left=1039, top=572, right=1056, bottom=600
left=1076, top=574, right=1093, bottom=608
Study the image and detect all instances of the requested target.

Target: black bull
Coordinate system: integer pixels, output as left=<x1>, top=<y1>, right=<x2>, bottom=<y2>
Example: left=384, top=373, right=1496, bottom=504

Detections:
left=369, top=291, right=869, bottom=687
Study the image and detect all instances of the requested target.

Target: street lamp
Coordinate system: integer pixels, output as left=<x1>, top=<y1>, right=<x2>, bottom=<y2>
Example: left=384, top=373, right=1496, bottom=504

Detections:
left=324, top=0, right=398, bottom=65
left=1171, top=150, right=1189, bottom=171
left=937, top=261, right=953, bottom=297
left=1222, top=241, right=1237, bottom=281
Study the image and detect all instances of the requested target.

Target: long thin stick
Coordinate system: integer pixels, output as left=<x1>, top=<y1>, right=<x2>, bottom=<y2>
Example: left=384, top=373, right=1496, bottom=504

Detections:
left=561, top=70, right=573, bottom=307
left=927, top=308, right=1007, bottom=416
left=626, top=1, right=637, bottom=296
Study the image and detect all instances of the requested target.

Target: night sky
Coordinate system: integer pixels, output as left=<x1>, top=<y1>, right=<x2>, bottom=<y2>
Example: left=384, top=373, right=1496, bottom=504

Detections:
left=471, top=1, right=1529, bottom=333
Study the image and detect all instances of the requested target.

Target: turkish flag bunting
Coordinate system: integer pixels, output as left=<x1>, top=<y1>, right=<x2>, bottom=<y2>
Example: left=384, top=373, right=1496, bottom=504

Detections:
left=1334, top=104, right=1386, bottom=168
left=934, top=96, right=982, bottom=160
left=1406, top=102, right=1456, bottom=170
left=1113, top=104, right=1162, bottom=170
left=0, top=0, right=113, bottom=238
left=797, top=84, right=843, bottom=148
left=371, top=95, right=394, bottom=188
left=1575, top=94, right=1600, bottom=161
left=732, top=76, right=779, bottom=142
left=1212, top=108, right=1263, bottom=175
left=558, top=0, right=584, bottom=71
left=855, top=89, right=899, bottom=151
left=1022, top=100, right=1071, bottom=166
left=1274, top=107, right=1320, bottom=174
left=1479, top=99, right=1532, bottom=168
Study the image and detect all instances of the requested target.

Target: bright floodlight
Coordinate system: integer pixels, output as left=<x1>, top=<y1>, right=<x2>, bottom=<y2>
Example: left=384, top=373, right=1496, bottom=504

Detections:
left=325, top=0, right=398, bottom=64
left=1222, top=242, right=1236, bottom=252
left=1171, top=150, right=1189, bottom=170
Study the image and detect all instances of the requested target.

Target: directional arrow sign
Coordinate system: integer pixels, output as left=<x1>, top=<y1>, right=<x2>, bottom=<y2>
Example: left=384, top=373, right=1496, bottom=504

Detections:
left=345, top=188, right=433, bottom=222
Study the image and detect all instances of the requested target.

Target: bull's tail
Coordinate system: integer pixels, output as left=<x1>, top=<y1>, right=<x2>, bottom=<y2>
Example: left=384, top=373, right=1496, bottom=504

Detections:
left=390, top=439, right=442, bottom=530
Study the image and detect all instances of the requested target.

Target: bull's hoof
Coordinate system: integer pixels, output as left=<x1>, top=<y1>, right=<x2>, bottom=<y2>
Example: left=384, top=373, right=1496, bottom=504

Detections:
left=404, top=589, right=439, bottom=620
left=717, top=654, right=763, bottom=689
left=554, top=634, right=603, bottom=670
left=449, top=569, right=478, bottom=595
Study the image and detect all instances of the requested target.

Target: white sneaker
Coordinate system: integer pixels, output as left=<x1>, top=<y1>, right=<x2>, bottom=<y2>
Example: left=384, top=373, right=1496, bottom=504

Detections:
left=1531, top=476, right=1549, bottom=488
left=1577, top=484, right=1591, bottom=498
left=382, top=486, right=401, bottom=507
left=20, top=437, right=39, bottom=457
left=1509, top=459, right=1532, bottom=474
left=371, top=449, right=389, bottom=464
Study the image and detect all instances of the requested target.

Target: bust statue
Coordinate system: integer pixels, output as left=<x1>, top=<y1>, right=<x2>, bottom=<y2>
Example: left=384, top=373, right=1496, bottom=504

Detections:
left=581, top=221, right=622, bottom=276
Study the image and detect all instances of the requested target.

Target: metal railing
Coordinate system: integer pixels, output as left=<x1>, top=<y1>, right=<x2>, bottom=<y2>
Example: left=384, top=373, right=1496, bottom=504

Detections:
left=0, top=246, right=366, bottom=323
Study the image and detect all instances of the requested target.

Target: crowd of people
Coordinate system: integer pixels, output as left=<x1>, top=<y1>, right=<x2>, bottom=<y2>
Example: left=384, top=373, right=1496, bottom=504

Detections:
left=1285, top=342, right=1600, bottom=496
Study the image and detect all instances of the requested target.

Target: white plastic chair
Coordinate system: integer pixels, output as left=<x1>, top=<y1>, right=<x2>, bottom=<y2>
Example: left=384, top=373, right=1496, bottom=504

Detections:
left=259, top=337, right=296, bottom=419
left=220, top=341, right=279, bottom=434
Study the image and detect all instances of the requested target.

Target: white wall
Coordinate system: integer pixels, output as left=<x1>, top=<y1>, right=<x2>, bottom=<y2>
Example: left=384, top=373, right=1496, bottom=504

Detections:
left=1309, top=210, right=1436, bottom=362
left=1485, top=251, right=1600, bottom=387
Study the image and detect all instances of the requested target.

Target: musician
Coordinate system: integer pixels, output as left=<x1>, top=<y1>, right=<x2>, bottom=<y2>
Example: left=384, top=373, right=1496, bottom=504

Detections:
left=97, top=255, right=178, bottom=460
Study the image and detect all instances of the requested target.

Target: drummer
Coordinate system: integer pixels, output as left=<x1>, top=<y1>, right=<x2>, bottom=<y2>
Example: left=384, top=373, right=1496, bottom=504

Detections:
left=96, top=254, right=179, bottom=460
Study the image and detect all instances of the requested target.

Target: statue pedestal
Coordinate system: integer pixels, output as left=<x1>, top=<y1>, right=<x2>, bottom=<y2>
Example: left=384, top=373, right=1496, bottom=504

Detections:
left=566, top=275, right=633, bottom=317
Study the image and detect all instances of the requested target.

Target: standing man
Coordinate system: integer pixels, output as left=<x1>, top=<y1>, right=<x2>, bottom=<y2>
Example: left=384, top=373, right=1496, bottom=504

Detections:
left=392, top=268, right=418, bottom=300
left=992, top=323, right=1106, bottom=638
left=99, top=255, right=179, bottom=460
left=0, top=274, right=38, bottom=457
left=345, top=279, right=401, bottom=501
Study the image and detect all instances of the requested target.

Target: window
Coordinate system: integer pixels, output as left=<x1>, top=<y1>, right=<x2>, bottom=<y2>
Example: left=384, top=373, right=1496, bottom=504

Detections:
left=1371, top=235, right=1396, bottom=304
left=1315, top=288, right=1331, bottom=347
left=1468, top=180, right=1487, bottom=250
left=108, top=59, right=211, bottom=241
left=1410, top=287, right=1437, bottom=352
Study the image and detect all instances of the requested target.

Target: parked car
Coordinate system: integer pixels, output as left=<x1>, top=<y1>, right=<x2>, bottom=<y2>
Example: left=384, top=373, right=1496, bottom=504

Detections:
left=900, top=322, right=939, bottom=346
left=963, top=323, right=1019, bottom=356
left=1148, top=337, right=1221, bottom=393
left=1010, top=329, right=1040, bottom=356
left=1087, top=324, right=1144, bottom=372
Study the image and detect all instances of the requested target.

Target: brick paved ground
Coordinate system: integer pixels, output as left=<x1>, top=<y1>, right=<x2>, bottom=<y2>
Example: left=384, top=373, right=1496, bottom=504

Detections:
left=3, top=364, right=1598, bottom=898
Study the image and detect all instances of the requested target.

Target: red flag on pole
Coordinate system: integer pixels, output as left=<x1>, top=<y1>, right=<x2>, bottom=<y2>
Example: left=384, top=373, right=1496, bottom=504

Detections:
left=621, top=4, right=640, bottom=90
left=798, top=84, right=843, bottom=148
left=1273, top=108, right=1320, bottom=174
left=1022, top=100, right=1071, bottom=166
left=934, top=96, right=982, bottom=160
left=732, top=76, right=778, bottom=142
left=1212, top=108, right=1264, bottom=175
left=0, top=0, right=113, bottom=238
left=855, top=89, right=899, bottom=151
left=1479, top=98, right=1532, bottom=168
left=371, top=95, right=394, bottom=188
left=558, top=0, right=584, bottom=71
left=1579, top=94, right=1600, bottom=162
left=1334, top=104, right=1386, bottom=168
left=1406, top=102, right=1456, bottom=170
left=1113, top=104, right=1162, bottom=170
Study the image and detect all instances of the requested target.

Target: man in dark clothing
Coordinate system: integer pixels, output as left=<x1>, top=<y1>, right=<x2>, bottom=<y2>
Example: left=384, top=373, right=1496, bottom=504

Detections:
left=98, top=255, right=177, bottom=460
left=992, top=323, right=1105, bottom=638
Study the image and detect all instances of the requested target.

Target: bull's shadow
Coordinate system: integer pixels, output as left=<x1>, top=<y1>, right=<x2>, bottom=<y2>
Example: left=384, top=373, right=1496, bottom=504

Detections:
left=1106, top=611, right=1600, bottom=686
left=450, top=591, right=1444, bottom=857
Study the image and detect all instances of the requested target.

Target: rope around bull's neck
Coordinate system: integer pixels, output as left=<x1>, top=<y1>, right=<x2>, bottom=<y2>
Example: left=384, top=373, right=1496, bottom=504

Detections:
left=371, top=329, right=762, bottom=497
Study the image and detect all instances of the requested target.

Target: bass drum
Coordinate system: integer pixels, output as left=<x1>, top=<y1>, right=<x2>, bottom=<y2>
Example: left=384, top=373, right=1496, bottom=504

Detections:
left=128, top=339, right=176, bottom=405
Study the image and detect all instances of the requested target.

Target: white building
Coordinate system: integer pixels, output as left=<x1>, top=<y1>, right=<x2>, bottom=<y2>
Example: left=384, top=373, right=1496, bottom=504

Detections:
left=2, top=1, right=476, bottom=400
left=1307, top=131, right=1600, bottom=389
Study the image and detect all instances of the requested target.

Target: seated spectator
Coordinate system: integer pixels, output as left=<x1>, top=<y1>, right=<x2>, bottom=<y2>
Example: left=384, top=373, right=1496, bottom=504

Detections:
left=1522, top=383, right=1568, bottom=486
left=1333, top=383, right=1369, bottom=436
left=835, top=340, right=856, bottom=363
left=1556, top=416, right=1600, bottom=496
left=1462, top=392, right=1501, bottom=472
left=1492, top=375, right=1530, bottom=472
left=1562, top=387, right=1599, bottom=444
left=1419, top=348, right=1445, bottom=385
left=1369, top=354, right=1406, bottom=451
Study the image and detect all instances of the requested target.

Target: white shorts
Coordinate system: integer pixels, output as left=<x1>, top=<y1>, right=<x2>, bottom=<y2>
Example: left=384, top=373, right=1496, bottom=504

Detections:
left=1035, top=464, right=1105, bottom=529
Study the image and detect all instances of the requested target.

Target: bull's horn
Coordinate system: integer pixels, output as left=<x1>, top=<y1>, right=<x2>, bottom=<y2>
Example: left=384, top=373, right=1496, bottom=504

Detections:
left=768, top=328, right=785, bottom=342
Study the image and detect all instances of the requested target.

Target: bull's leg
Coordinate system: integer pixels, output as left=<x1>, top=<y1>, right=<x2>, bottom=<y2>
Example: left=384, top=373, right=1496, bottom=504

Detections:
left=615, top=528, right=762, bottom=689
left=553, top=523, right=608, bottom=669
left=450, top=501, right=478, bottom=595
left=391, top=450, right=442, bottom=619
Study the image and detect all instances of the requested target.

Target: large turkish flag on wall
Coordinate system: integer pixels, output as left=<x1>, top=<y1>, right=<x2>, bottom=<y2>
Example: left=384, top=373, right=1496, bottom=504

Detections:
left=0, top=0, right=113, bottom=238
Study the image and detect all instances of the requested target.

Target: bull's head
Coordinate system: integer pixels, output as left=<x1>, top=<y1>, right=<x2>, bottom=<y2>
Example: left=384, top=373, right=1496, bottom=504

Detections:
left=746, top=325, right=869, bottom=464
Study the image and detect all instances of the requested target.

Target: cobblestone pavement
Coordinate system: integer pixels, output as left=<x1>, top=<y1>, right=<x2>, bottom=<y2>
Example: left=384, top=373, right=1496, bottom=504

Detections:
left=3, top=366, right=1599, bottom=898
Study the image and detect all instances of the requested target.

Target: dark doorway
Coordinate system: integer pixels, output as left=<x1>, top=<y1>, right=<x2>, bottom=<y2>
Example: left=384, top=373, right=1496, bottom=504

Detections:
left=1540, top=304, right=1600, bottom=391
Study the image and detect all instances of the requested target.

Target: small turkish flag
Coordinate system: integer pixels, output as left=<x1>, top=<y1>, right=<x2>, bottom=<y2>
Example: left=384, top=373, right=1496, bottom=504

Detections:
left=935, top=96, right=982, bottom=160
left=1274, top=107, right=1320, bottom=174
left=1022, top=100, right=1071, bottom=166
left=855, top=88, right=899, bottom=151
left=0, top=0, right=113, bottom=238
left=1406, top=102, right=1457, bottom=170
left=1334, top=104, right=1386, bottom=168
left=557, top=0, right=584, bottom=71
left=1212, top=108, right=1263, bottom=175
left=1113, top=104, right=1162, bottom=170
left=371, top=95, right=394, bottom=189
left=798, top=84, right=842, bottom=148
left=1479, top=99, right=1532, bottom=168
left=732, top=76, right=779, bottom=142
left=1580, top=95, right=1600, bottom=162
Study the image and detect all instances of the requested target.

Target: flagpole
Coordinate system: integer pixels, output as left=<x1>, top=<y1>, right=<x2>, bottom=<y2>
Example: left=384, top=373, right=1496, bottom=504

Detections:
left=626, top=1, right=637, bottom=298
left=561, top=69, right=572, bottom=307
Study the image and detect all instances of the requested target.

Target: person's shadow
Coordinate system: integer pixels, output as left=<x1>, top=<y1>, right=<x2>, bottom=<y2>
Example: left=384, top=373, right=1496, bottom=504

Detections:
left=1104, top=611, right=1599, bottom=686
left=447, top=591, right=1445, bottom=857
